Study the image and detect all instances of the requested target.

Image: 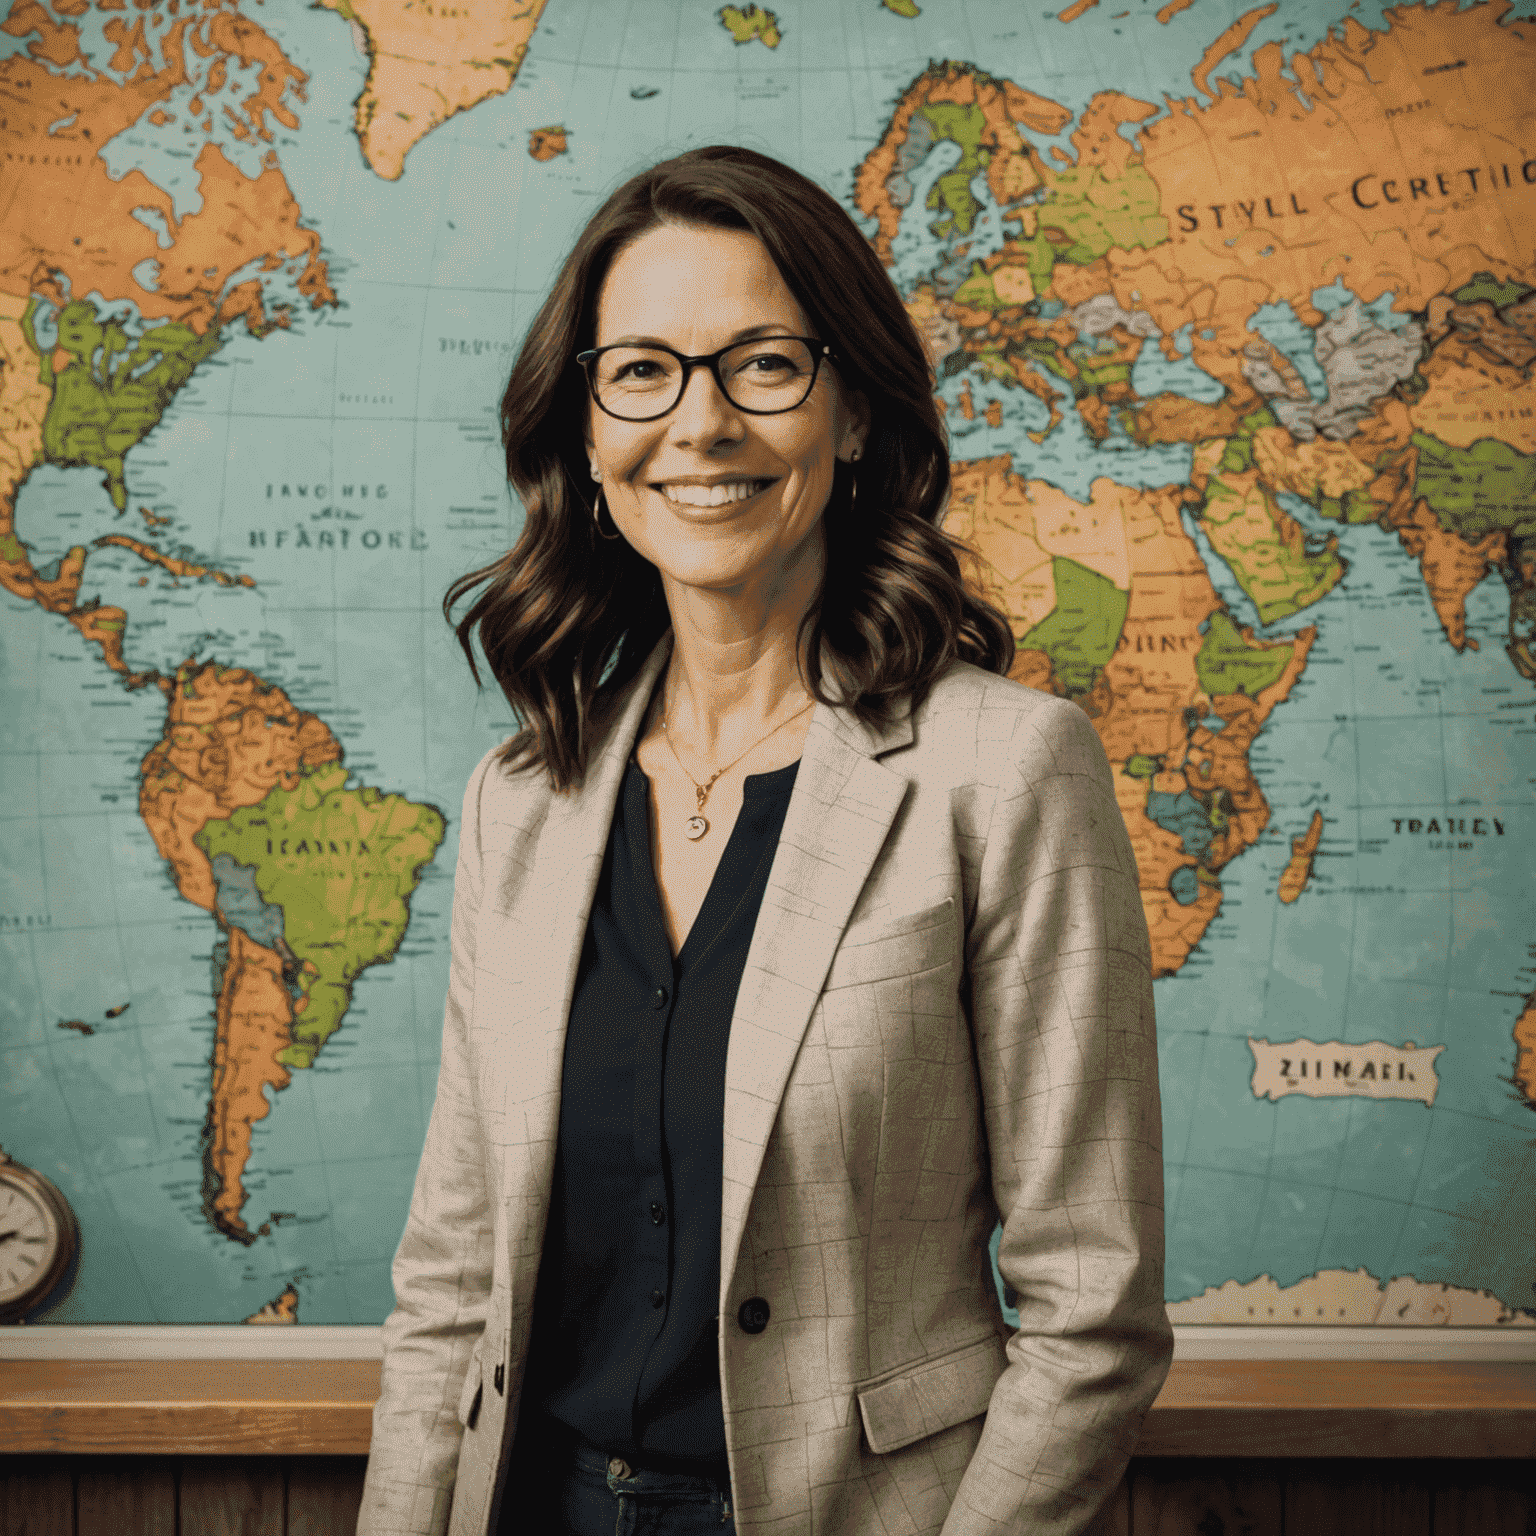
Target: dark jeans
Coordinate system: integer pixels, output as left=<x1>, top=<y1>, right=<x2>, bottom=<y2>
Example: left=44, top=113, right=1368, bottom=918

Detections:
left=500, top=1424, right=735, bottom=1535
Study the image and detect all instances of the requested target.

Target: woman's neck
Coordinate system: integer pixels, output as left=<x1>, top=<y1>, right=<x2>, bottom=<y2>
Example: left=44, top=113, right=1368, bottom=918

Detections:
left=651, top=626, right=815, bottom=767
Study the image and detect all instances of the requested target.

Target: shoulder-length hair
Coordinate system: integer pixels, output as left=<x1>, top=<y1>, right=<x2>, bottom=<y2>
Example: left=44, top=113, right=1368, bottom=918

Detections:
left=447, top=143, right=1016, bottom=792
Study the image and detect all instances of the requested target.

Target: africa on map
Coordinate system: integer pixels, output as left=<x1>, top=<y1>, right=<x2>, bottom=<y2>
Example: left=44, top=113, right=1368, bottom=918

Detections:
left=1, top=0, right=1531, bottom=1327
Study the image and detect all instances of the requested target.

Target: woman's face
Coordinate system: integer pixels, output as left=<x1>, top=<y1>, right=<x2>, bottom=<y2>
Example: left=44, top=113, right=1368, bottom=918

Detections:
left=586, top=222, right=866, bottom=609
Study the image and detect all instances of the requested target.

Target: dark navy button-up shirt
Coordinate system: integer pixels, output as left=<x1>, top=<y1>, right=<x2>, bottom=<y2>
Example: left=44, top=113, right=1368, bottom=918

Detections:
left=520, top=752, right=800, bottom=1473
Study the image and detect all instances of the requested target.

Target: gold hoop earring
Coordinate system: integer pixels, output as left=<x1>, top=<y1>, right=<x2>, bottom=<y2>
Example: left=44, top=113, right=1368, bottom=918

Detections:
left=592, top=486, right=621, bottom=541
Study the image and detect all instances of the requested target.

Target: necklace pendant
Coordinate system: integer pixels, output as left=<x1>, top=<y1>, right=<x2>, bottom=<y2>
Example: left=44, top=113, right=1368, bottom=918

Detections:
left=685, top=815, right=709, bottom=840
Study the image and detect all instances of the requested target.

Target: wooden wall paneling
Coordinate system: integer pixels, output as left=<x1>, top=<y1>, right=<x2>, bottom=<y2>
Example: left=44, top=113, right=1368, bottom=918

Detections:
left=179, top=1458, right=284, bottom=1536
left=76, top=1457, right=173, bottom=1536
left=1282, top=1462, right=1434, bottom=1536
left=0, top=1456, right=73, bottom=1536
left=1094, top=1474, right=1130, bottom=1535
left=1430, top=1461, right=1536, bottom=1536
left=287, top=1457, right=367, bottom=1536
left=1129, top=1458, right=1282, bottom=1536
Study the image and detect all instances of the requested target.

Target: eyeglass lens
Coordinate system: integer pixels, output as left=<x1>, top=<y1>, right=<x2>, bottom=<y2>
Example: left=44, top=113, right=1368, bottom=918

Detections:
left=591, top=339, right=819, bottom=419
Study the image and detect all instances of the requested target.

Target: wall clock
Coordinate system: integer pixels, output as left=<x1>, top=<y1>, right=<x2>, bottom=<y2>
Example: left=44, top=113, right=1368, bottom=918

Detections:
left=0, top=1146, right=79, bottom=1323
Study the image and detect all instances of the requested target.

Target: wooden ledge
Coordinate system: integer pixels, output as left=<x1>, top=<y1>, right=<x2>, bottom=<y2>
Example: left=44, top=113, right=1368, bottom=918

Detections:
left=0, top=1359, right=1532, bottom=1458
left=1138, top=1360, right=1536, bottom=1458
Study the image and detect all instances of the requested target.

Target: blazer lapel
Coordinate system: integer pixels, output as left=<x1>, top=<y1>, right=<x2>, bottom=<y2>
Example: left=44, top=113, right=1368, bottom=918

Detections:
left=718, top=677, right=914, bottom=1296
left=478, top=631, right=674, bottom=1306
left=473, top=623, right=916, bottom=1324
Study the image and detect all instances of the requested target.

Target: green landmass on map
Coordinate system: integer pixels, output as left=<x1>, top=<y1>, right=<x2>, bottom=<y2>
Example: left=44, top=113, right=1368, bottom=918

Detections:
left=1020, top=556, right=1130, bottom=693
left=1450, top=272, right=1533, bottom=308
left=1412, top=431, right=1536, bottom=541
left=41, top=301, right=225, bottom=513
left=920, top=101, right=993, bottom=238
left=1194, top=612, right=1291, bottom=698
left=1039, top=161, right=1167, bottom=263
left=195, top=763, right=446, bottom=1069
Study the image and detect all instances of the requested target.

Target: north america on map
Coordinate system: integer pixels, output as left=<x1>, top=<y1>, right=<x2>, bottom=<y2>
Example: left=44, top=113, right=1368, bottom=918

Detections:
left=0, top=0, right=1531, bottom=1326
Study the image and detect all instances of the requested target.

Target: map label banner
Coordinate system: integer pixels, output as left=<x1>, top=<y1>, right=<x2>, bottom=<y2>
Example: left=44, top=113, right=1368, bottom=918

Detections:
left=1248, top=1038, right=1446, bottom=1107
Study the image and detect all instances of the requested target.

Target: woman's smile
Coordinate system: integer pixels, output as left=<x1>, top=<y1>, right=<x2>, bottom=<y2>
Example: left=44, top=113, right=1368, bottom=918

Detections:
left=650, top=475, right=779, bottom=515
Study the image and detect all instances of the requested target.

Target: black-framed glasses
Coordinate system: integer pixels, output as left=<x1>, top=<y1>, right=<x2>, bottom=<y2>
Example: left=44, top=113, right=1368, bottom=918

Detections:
left=576, top=336, right=833, bottom=422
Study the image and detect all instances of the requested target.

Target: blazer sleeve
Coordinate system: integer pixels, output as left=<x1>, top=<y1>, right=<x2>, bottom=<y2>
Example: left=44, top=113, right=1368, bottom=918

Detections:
left=944, top=695, right=1173, bottom=1536
left=358, top=746, right=501, bottom=1536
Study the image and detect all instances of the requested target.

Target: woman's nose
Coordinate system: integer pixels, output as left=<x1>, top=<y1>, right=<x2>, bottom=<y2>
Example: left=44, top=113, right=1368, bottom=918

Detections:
left=667, top=362, right=742, bottom=447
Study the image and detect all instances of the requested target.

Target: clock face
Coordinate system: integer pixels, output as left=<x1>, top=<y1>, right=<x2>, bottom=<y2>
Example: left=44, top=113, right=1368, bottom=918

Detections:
left=0, top=1170, right=68, bottom=1316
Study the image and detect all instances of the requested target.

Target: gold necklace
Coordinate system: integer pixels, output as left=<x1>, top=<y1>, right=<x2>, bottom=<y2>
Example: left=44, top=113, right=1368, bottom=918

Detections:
left=659, top=673, right=815, bottom=840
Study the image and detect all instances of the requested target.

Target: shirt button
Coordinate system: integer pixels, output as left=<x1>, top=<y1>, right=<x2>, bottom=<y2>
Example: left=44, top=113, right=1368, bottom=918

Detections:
left=650, top=1201, right=665, bottom=1225
left=737, top=1297, right=770, bottom=1334
left=651, top=987, right=667, bottom=1009
left=651, top=1289, right=665, bottom=1309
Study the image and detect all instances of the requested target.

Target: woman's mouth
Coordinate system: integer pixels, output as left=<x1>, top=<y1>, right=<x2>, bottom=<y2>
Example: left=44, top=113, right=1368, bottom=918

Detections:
left=655, top=477, right=776, bottom=509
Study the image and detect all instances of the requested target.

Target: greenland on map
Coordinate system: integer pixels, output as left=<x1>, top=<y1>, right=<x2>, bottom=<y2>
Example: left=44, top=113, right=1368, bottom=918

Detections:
left=0, top=0, right=1532, bottom=1329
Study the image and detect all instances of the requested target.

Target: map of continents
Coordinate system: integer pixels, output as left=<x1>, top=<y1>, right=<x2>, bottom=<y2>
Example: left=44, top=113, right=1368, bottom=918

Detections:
left=0, top=0, right=1531, bottom=1325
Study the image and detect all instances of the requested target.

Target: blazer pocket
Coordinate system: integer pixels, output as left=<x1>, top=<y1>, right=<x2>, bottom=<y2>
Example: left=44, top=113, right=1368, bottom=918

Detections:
left=823, top=897, right=956, bottom=991
left=457, top=1341, right=485, bottom=1431
left=854, top=1332, right=1007, bottom=1455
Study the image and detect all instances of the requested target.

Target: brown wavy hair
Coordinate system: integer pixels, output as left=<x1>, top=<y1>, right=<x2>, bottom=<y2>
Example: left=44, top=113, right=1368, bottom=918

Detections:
left=446, top=143, right=1016, bottom=792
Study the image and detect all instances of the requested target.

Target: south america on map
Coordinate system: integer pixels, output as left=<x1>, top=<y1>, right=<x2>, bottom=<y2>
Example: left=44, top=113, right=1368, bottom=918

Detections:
left=1, top=0, right=1531, bottom=1326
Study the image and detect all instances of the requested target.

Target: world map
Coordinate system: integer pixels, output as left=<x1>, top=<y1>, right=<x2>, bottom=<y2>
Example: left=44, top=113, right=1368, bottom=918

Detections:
left=1, top=0, right=1531, bottom=1328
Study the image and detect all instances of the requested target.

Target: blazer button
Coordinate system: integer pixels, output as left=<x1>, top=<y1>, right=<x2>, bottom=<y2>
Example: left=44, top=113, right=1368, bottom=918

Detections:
left=651, top=987, right=667, bottom=1009
left=737, top=1297, right=770, bottom=1335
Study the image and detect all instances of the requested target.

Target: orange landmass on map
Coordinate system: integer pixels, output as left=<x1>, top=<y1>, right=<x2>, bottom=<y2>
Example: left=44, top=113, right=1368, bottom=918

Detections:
left=1251, top=427, right=1374, bottom=503
left=1098, top=489, right=1311, bottom=974
left=946, top=456, right=1137, bottom=631
left=1392, top=498, right=1505, bottom=652
left=319, top=0, right=553, bottom=181
left=528, top=125, right=567, bottom=162
left=854, top=61, right=1069, bottom=263
left=1134, top=391, right=1256, bottom=450
left=1513, top=989, right=1536, bottom=1112
left=1191, top=4, right=1276, bottom=100
left=138, top=662, right=341, bottom=915
left=0, top=8, right=333, bottom=331
left=1058, top=0, right=1098, bottom=21
left=953, top=459, right=1311, bottom=974
left=1411, top=363, right=1536, bottom=456
left=204, top=924, right=294, bottom=1244
left=2, top=0, right=80, bottom=65
left=1116, top=3, right=1536, bottom=393
left=0, top=292, right=50, bottom=553
left=1278, top=809, right=1325, bottom=903
left=1065, top=90, right=1159, bottom=181
left=94, top=534, right=256, bottom=587
left=244, top=1282, right=300, bottom=1324
left=1156, top=0, right=1194, bottom=20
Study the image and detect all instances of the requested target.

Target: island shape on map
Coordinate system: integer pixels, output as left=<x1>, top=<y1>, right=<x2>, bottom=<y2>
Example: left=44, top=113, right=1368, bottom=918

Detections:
left=1169, top=1267, right=1536, bottom=1327
left=320, top=0, right=553, bottom=180
left=139, top=663, right=444, bottom=1245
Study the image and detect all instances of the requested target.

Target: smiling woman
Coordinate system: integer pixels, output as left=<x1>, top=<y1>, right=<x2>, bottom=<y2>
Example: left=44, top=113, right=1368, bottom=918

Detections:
left=360, top=146, right=1171, bottom=1536
left=444, top=144, right=1016, bottom=794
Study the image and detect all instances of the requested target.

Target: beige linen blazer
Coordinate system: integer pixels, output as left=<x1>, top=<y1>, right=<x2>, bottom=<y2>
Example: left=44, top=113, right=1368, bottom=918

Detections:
left=358, top=628, right=1171, bottom=1536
